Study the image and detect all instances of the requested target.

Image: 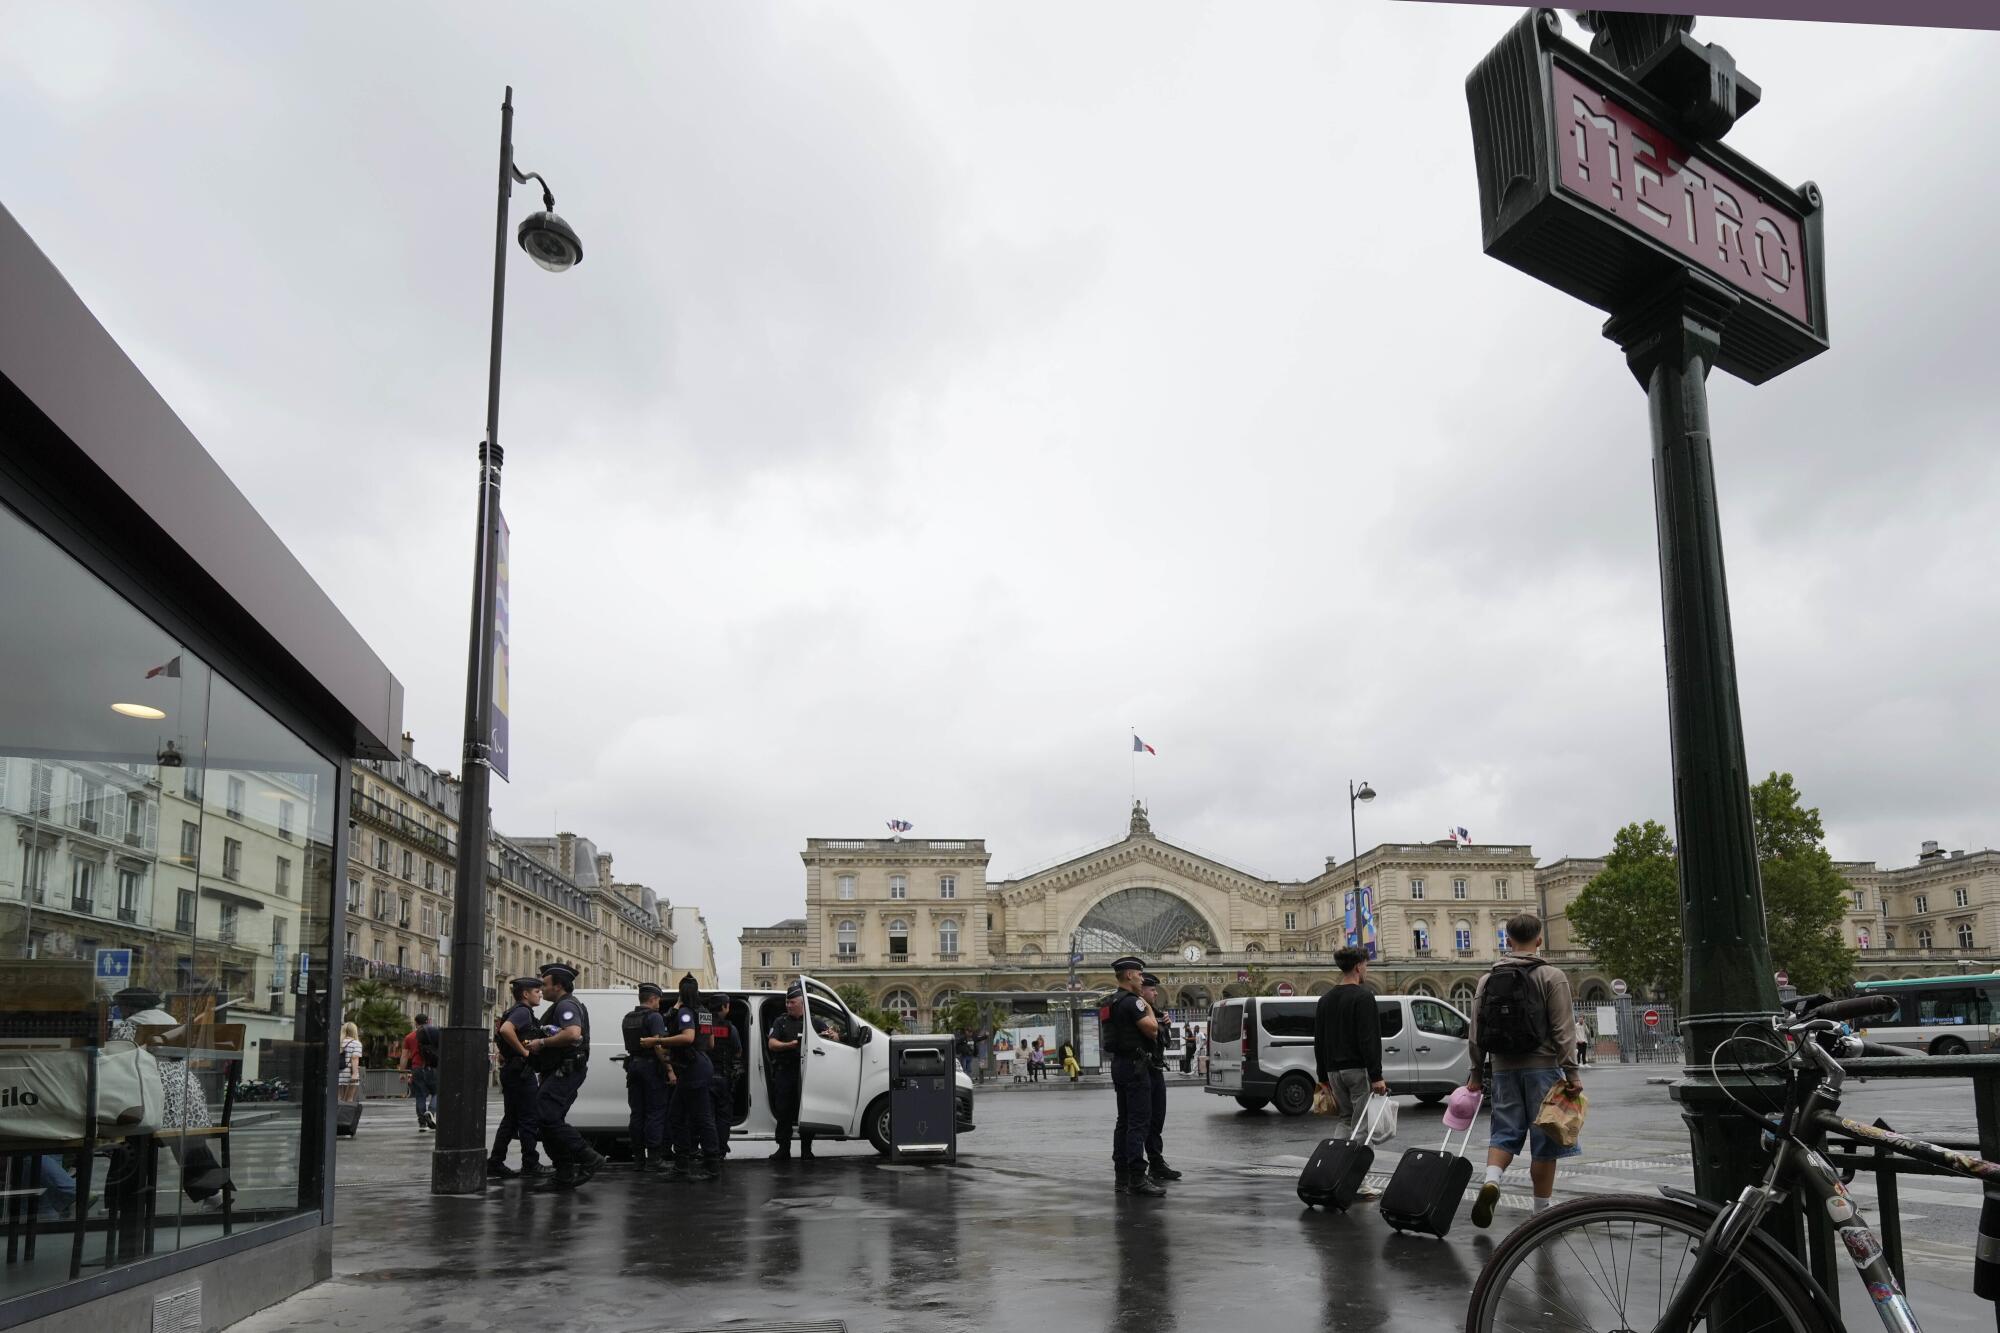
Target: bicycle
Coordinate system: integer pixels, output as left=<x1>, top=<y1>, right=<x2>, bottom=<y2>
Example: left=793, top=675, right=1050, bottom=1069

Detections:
left=1465, top=992, right=2000, bottom=1332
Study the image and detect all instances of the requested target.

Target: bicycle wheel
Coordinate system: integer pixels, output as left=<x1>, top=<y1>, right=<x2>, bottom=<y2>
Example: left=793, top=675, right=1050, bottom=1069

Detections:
left=1466, top=1194, right=1834, bottom=1333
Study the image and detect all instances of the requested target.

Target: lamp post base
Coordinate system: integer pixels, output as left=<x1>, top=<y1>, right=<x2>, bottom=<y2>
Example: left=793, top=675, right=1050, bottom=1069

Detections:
left=430, top=1026, right=493, bottom=1195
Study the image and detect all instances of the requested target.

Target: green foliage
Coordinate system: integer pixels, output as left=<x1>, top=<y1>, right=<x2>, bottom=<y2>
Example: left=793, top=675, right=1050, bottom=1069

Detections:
left=1750, top=772, right=1858, bottom=995
left=344, top=979, right=409, bottom=1066
left=1569, top=820, right=1684, bottom=1006
left=834, top=983, right=904, bottom=1034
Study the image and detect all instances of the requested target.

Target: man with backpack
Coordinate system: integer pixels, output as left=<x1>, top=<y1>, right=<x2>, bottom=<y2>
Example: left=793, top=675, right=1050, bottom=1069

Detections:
left=1464, top=913, right=1581, bottom=1228
left=399, top=1013, right=442, bottom=1132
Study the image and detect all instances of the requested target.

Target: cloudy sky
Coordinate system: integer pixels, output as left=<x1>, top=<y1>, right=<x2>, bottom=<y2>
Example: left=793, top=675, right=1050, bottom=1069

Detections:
left=4, top=4, right=1994, bottom=982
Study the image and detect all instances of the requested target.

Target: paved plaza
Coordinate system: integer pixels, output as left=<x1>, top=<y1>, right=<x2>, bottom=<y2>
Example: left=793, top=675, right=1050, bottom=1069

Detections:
left=227, top=1064, right=1995, bottom=1332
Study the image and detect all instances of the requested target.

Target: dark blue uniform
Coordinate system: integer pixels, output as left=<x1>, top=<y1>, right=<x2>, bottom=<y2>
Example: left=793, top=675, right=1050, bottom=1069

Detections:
left=1102, top=990, right=1152, bottom=1172
left=767, top=1011, right=813, bottom=1158
left=666, top=1001, right=721, bottom=1162
left=1146, top=1007, right=1169, bottom=1161
left=705, top=1003, right=742, bottom=1156
left=489, top=1001, right=542, bottom=1169
left=533, top=993, right=592, bottom=1170
left=623, top=1006, right=669, bottom=1158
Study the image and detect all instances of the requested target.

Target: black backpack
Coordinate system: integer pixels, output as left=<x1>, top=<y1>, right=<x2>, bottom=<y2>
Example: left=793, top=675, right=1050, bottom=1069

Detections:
left=1475, top=962, right=1546, bottom=1057
left=416, top=1021, right=442, bottom=1067
left=621, top=1007, right=648, bottom=1058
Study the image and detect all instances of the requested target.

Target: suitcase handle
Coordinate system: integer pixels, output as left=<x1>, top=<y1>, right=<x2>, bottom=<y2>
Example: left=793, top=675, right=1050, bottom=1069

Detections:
left=1348, top=1091, right=1393, bottom=1145
left=1439, top=1106, right=1481, bottom=1157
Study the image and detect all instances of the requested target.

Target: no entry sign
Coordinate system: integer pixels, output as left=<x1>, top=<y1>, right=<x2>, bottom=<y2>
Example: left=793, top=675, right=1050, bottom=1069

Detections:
left=1643, top=1009, right=1662, bottom=1028
left=1274, top=981, right=1296, bottom=997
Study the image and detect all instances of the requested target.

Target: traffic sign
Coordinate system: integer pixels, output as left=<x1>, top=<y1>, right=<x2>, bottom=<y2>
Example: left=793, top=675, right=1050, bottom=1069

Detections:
left=1070, top=952, right=1085, bottom=966
left=1236, top=971, right=1249, bottom=983
left=1610, top=979, right=1628, bottom=998
left=1774, top=970, right=1790, bottom=987
left=1643, top=1009, right=1661, bottom=1028
left=94, top=948, right=131, bottom=984
left=1273, top=981, right=1296, bottom=997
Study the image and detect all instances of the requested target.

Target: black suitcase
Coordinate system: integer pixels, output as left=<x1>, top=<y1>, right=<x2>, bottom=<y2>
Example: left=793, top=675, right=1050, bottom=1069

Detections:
left=336, top=1101, right=363, bottom=1138
left=1380, top=1121, right=1477, bottom=1237
left=1297, top=1094, right=1389, bottom=1211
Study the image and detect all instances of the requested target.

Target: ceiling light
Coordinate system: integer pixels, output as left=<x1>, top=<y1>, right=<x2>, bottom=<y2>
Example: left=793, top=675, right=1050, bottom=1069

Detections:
left=112, top=703, right=167, bottom=720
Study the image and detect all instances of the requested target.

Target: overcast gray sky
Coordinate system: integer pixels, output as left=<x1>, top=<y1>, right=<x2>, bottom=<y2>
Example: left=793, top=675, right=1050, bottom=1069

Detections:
left=4, top=3, right=1994, bottom=983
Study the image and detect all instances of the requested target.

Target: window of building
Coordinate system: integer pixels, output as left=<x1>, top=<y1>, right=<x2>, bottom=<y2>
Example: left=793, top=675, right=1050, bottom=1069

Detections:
left=1453, top=878, right=1468, bottom=899
left=278, top=799, right=294, bottom=841
left=345, top=931, right=357, bottom=957
left=373, top=938, right=385, bottom=963
left=837, top=921, right=859, bottom=958
left=939, top=922, right=959, bottom=956
left=1495, top=878, right=1509, bottom=899
left=273, top=917, right=288, bottom=947
left=838, top=875, right=856, bottom=900
left=276, top=855, right=291, bottom=896
left=423, top=860, right=436, bottom=889
left=790, top=950, right=801, bottom=966
left=1885, top=929, right=1897, bottom=948
left=1454, top=920, right=1473, bottom=951
left=1958, top=923, right=1976, bottom=950
left=177, top=889, right=196, bottom=933
left=126, top=793, right=146, bottom=845
left=1852, top=890, right=1865, bottom=910
left=888, top=919, right=909, bottom=956
left=939, top=874, right=957, bottom=899
left=1915, top=894, right=1929, bottom=914
left=222, top=836, right=243, bottom=881
left=347, top=876, right=362, bottom=912
left=219, top=903, right=240, bottom=943
left=399, top=896, right=412, bottom=928
left=117, top=868, right=140, bottom=922
left=375, top=836, right=391, bottom=871
left=1917, top=927, right=1934, bottom=950
left=884, top=990, right=919, bottom=1026
left=1412, top=924, right=1430, bottom=952
left=397, top=945, right=409, bottom=968
left=1857, top=928, right=1871, bottom=950
left=759, top=950, right=771, bottom=967
left=1955, top=887, right=1971, bottom=908
left=69, top=857, right=95, bottom=912
left=180, top=820, right=199, bottom=864
left=1410, top=878, right=1425, bottom=900
left=890, top=875, right=907, bottom=900
left=226, top=776, right=246, bottom=820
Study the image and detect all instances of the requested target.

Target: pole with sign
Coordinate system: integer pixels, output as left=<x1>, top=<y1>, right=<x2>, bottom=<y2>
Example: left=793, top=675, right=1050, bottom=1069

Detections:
left=1467, top=8, right=1822, bottom=1240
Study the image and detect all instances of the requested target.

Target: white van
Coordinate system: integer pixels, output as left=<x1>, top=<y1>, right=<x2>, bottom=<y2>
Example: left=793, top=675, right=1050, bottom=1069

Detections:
left=565, top=975, right=977, bottom=1155
left=1203, top=993, right=1473, bottom=1115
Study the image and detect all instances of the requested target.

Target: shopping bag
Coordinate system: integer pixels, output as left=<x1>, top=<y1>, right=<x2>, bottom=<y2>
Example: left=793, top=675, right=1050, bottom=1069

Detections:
left=1311, top=1083, right=1338, bottom=1116
left=1363, top=1094, right=1398, bottom=1145
left=0, top=1047, right=165, bottom=1141
left=1533, top=1081, right=1587, bottom=1147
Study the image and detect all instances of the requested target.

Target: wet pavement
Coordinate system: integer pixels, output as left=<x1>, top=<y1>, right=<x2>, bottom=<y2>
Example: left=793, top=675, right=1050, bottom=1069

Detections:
left=231, top=1065, right=1995, bottom=1331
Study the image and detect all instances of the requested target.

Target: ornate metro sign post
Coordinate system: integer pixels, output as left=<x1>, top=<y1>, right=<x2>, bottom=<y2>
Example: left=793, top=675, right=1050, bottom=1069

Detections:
left=1467, top=8, right=1829, bottom=1225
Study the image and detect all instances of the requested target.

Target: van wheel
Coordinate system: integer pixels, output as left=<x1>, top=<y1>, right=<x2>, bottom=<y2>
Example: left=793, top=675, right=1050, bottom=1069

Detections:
left=1234, top=1096, right=1269, bottom=1112
left=1275, top=1074, right=1315, bottom=1117
left=1931, top=1035, right=1969, bottom=1057
left=864, top=1094, right=893, bottom=1156
left=1417, top=1093, right=1445, bottom=1106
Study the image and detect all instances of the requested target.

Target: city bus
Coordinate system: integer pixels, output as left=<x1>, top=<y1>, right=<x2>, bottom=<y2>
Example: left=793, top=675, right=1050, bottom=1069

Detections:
left=1853, top=972, right=2000, bottom=1055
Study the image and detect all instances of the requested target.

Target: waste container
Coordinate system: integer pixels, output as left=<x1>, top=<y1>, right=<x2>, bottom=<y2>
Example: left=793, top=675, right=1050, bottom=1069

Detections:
left=888, top=1035, right=957, bottom=1164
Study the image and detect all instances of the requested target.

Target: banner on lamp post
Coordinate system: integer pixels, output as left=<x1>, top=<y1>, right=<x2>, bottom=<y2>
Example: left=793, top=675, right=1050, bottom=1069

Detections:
left=491, top=508, right=511, bottom=783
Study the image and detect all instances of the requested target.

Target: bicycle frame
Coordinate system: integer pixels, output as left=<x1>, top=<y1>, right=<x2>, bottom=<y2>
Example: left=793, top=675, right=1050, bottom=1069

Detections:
left=1653, top=1027, right=2000, bottom=1333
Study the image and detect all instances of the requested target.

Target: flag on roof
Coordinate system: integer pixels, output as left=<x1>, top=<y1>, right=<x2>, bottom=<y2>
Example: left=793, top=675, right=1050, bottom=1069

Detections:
left=885, top=819, right=912, bottom=833
left=1446, top=826, right=1470, bottom=845
left=1132, top=735, right=1156, bottom=755
left=145, top=656, right=181, bottom=679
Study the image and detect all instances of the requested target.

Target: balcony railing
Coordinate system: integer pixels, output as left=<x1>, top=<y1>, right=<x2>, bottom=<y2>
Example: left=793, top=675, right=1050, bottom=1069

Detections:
left=117, top=906, right=138, bottom=924
left=70, top=895, right=93, bottom=914
left=342, top=953, right=451, bottom=996
left=351, top=793, right=457, bottom=859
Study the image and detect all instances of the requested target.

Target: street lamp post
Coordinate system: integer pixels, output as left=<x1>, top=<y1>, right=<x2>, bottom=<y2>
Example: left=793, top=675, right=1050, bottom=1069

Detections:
left=1348, top=778, right=1375, bottom=902
left=432, top=86, right=582, bottom=1196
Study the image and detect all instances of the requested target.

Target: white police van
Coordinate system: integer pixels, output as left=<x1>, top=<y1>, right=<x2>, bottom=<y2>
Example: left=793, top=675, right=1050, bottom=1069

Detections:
left=1204, top=993, right=1474, bottom=1115
left=566, top=975, right=976, bottom=1155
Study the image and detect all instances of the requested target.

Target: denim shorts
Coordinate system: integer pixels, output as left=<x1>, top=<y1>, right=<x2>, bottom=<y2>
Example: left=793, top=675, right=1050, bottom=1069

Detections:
left=1487, top=1065, right=1581, bottom=1161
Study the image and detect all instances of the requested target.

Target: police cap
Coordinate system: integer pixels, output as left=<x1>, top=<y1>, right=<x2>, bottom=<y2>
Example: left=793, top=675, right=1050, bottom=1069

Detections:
left=538, top=961, right=579, bottom=988
left=1111, top=955, right=1146, bottom=976
left=1140, top=972, right=1162, bottom=987
left=785, top=982, right=804, bottom=998
left=509, top=975, right=544, bottom=994
left=637, top=982, right=664, bottom=1000
left=114, top=985, right=164, bottom=1013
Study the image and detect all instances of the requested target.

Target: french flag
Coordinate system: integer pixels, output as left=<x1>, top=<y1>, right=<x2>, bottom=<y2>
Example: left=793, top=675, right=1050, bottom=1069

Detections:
left=1132, top=735, right=1155, bottom=755
left=886, top=819, right=912, bottom=833
left=1447, top=826, right=1470, bottom=845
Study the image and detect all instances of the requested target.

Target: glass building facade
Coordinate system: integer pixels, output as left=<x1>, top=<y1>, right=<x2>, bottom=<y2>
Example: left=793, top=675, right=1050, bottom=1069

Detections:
left=0, top=202, right=399, bottom=1328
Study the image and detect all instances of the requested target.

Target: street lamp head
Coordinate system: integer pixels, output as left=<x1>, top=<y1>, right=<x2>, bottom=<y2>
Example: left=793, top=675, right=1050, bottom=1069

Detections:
left=517, top=209, right=583, bottom=272
left=1355, top=782, right=1376, bottom=804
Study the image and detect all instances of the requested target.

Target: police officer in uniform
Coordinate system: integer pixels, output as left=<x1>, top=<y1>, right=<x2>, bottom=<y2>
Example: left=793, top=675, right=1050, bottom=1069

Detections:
left=705, top=994, right=742, bottom=1159
left=1100, top=955, right=1165, bottom=1197
left=1140, top=972, right=1182, bottom=1182
left=487, top=975, right=548, bottom=1178
left=765, top=983, right=829, bottom=1161
left=621, top=982, right=671, bottom=1172
left=525, top=962, right=605, bottom=1189
left=661, top=974, right=721, bottom=1180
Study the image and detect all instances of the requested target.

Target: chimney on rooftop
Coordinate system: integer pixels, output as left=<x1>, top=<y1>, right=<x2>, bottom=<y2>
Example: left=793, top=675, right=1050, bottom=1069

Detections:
left=1920, top=840, right=1942, bottom=860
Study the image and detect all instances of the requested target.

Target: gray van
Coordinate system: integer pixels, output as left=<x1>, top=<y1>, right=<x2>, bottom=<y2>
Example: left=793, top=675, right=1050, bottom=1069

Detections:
left=1203, top=994, right=1473, bottom=1115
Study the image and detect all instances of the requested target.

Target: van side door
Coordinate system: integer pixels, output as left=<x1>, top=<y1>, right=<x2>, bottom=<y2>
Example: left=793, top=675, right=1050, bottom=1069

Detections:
left=1408, top=998, right=1472, bottom=1091
left=796, top=974, right=867, bottom=1136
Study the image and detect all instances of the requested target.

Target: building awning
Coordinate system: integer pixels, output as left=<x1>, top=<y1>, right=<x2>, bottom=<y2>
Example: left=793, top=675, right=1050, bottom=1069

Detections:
left=199, top=886, right=267, bottom=911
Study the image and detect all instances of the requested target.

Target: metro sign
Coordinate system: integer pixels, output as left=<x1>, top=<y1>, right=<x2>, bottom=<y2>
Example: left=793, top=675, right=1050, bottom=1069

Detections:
left=1467, top=9, right=1827, bottom=384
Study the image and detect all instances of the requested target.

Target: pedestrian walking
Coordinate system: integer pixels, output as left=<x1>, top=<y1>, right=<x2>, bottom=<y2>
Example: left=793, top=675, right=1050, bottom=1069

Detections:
left=661, top=974, right=721, bottom=1179
left=767, top=983, right=832, bottom=1160
left=707, top=994, right=743, bottom=1158
left=955, top=1031, right=976, bottom=1079
left=1140, top=973, right=1181, bottom=1182
left=621, top=983, right=671, bottom=1172
left=1100, top=955, right=1165, bottom=1197
left=487, top=975, right=546, bottom=1178
left=398, top=1013, right=441, bottom=1132
left=1179, top=1025, right=1196, bottom=1075
left=1464, top=912, right=1582, bottom=1227
left=1060, top=1039, right=1080, bottom=1081
left=1313, top=946, right=1389, bottom=1129
left=1197, top=1033, right=1209, bottom=1078
left=525, top=962, right=605, bottom=1190
left=337, top=1021, right=362, bottom=1104
left=1574, top=1013, right=1592, bottom=1067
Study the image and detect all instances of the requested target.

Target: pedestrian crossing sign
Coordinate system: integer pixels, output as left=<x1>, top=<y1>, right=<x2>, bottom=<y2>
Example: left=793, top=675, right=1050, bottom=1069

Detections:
left=95, top=948, right=132, bottom=983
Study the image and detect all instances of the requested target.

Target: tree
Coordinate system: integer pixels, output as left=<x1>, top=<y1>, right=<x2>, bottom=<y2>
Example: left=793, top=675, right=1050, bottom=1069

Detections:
left=834, top=983, right=903, bottom=1034
left=1750, top=772, right=1858, bottom=995
left=344, top=979, right=410, bottom=1066
left=1569, top=820, right=1684, bottom=1006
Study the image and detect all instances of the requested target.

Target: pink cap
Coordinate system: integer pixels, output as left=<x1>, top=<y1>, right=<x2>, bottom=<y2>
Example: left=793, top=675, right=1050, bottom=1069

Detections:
left=1443, top=1086, right=1484, bottom=1132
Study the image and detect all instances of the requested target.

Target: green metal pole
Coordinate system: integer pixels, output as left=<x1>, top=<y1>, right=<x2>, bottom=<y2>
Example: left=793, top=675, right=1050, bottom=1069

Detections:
left=1604, top=270, right=1783, bottom=1229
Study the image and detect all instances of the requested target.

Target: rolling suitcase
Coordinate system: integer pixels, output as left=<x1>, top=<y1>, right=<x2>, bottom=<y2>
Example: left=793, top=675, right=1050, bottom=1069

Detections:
left=1297, top=1093, right=1391, bottom=1211
left=336, top=1100, right=363, bottom=1138
left=1379, top=1117, right=1477, bottom=1237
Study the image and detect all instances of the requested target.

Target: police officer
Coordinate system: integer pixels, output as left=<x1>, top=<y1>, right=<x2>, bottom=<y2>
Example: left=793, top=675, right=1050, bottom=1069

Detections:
left=622, top=982, right=671, bottom=1172
left=525, top=962, right=605, bottom=1190
left=487, top=975, right=548, bottom=1178
left=1100, top=955, right=1165, bottom=1197
left=705, top=994, right=742, bottom=1160
left=661, top=974, right=721, bottom=1180
left=1140, top=972, right=1181, bottom=1182
left=765, top=983, right=826, bottom=1161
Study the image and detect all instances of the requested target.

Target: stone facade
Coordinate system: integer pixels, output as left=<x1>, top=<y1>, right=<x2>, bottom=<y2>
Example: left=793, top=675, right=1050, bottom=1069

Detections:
left=741, top=918, right=807, bottom=991
left=668, top=904, right=719, bottom=989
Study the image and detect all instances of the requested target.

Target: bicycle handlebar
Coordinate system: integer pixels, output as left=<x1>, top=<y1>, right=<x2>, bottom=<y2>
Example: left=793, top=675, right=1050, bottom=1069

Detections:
left=1809, top=994, right=1896, bottom=1023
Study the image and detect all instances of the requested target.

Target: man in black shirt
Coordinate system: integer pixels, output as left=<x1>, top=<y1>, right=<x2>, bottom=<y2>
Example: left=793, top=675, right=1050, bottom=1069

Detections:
left=705, top=995, right=743, bottom=1159
left=1100, top=955, right=1165, bottom=1198
left=766, top=984, right=836, bottom=1160
left=621, top=983, right=671, bottom=1172
left=525, top=962, right=606, bottom=1190
left=487, top=976, right=547, bottom=1178
left=1141, top=972, right=1181, bottom=1182
left=661, top=974, right=722, bottom=1179
left=1313, top=946, right=1389, bottom=1147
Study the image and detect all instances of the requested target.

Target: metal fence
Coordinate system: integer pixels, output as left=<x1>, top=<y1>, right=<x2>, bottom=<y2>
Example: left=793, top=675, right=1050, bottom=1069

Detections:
left=1575, top=999, right=1683, bottom=1064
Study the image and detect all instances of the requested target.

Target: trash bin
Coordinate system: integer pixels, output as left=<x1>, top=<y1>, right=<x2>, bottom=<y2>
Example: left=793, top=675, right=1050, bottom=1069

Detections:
left=888, top=1035, right=957, bottom=1164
